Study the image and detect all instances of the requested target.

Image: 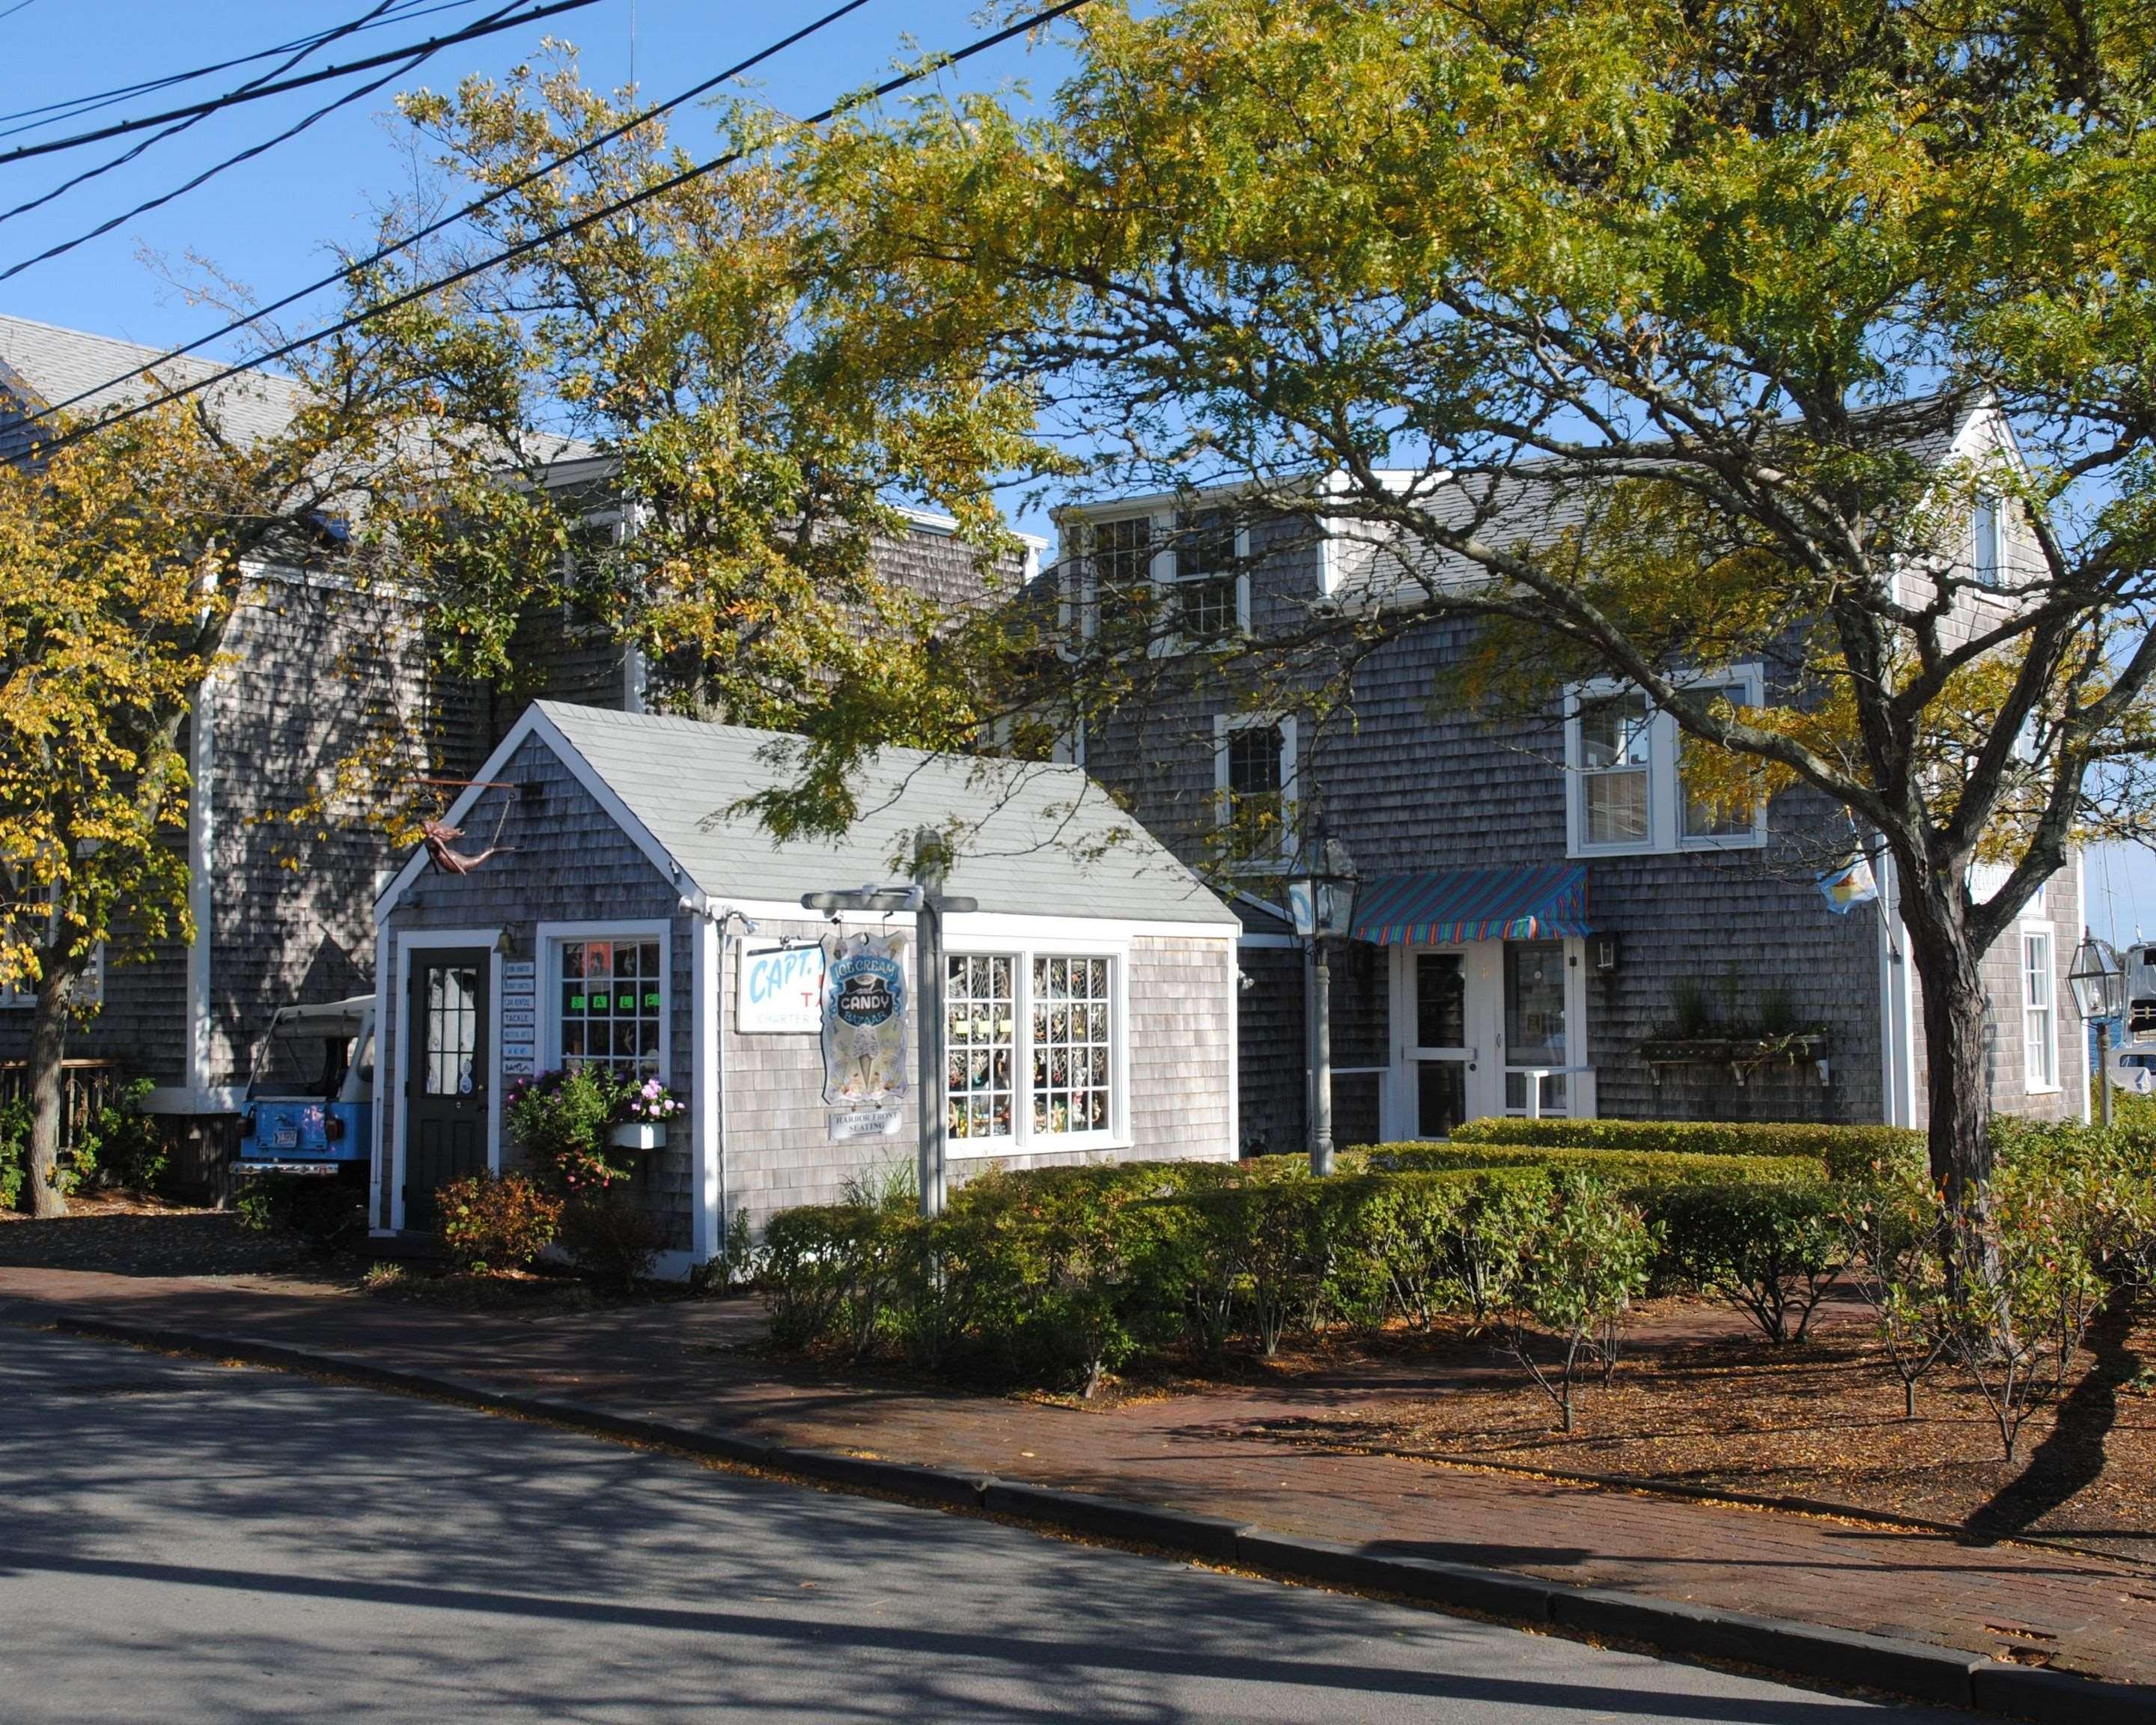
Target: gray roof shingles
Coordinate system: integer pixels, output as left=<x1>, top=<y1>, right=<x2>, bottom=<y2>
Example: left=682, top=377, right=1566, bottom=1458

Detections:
left=538, top=702, right=1237, bottom=928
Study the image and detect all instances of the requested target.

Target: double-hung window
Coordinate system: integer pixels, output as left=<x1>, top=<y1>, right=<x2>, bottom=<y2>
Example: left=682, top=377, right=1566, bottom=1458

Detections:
left=945, top=948, right=1124, bottom=1149
left=1173, top=508, right=1243, bottom=641
left=1567, top=669, right=1766, bottom=856
left=1214, top=714, right=1296, bottom=868
left=2023, top=925, right=2059, bottom=1091
left=552, top=933, right=665, bottom=1077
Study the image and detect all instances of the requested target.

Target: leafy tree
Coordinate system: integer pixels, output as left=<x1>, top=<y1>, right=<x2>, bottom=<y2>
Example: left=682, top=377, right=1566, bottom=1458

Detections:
left=808, top=0, right=2156, bottom=1212
left=0, top=371, right=404, bottom=1215
left=348, top=55, right=1043, bottom=831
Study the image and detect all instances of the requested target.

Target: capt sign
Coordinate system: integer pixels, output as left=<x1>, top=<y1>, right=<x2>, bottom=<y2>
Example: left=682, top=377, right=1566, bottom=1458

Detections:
left=737, top=941, right=828, bottom=1034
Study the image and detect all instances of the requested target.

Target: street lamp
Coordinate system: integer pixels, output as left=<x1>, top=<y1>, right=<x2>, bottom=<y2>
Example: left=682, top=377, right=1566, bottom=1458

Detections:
left=2068, top=928, right=2125, bottom=1128
left=1287, top=819, right=1357, bottom=1176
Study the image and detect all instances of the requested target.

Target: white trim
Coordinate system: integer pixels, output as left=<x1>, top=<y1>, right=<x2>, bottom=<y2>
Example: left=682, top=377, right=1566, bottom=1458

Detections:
left=692, top=915, right=719, bottom=1262
left=370, top=917, right=390, bottom=1225
left=2077, top=848, right=2093, bottom=1125
left=1225, top=934, right=1240, bottom=1158
left=184, top=674, right=216, bottom=1092
left=389, top=927, right=503, bottom=1233
left=535, top=919, right=673, bottom=1081
left=1564, top=666, right=1768, bottom=858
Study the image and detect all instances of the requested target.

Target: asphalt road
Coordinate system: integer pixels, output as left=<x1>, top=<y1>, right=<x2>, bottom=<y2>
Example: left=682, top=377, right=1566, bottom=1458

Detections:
left=0, top=1324, right=1961, bottom=1724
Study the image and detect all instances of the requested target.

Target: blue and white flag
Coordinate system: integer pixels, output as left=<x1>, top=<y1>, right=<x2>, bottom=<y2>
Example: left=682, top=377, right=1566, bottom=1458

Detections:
left=1818, top=854, right=1879, bottom=914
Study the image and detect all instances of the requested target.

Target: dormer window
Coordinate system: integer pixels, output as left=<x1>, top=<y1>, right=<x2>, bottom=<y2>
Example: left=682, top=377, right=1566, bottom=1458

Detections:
left=1173, top=508, right=1243, bottom=639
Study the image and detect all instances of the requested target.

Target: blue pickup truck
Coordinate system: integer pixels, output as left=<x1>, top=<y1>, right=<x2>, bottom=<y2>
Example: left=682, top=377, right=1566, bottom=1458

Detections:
left=234, top=996, right=375, bottom=1184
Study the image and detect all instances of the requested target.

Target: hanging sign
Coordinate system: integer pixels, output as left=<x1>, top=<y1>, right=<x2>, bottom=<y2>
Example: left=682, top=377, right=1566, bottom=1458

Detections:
left=737, top=941, right=827, bottom=1035
left=820, top=932, right=909, bottom=1142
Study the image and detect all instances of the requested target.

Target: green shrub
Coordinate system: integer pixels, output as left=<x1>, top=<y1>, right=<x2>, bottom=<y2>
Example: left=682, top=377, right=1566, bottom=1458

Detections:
left=758, top=1202, right=913, bottom=1352
left=1362, top=1141, right=1823, bottom=1187
left=505, top=1068, right=634, bottom=1192
left=558, top=1198, right=669, bottom=1293
left=1654, top=1181, right=1847, bottom=1342
left=1838, top=1165, right=1952, bottom=1417
left=77, top=1078, right=165, bottom=1192
left=436, top=1171, right=564, bottom=1274
left=0, top=1096, right=25, bottom=1210
left=1442, top=1117, right=1924, bottom=1181
left=235, top=1173, right=363, bottom=1249
left=1505, top=1173, right=1660, bottom=1431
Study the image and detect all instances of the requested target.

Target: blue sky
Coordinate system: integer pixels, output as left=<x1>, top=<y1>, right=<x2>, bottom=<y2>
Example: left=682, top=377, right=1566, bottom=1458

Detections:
left=0, top=1, right=1072, bottom=356
left=7, top=0, right=2156, bottom=928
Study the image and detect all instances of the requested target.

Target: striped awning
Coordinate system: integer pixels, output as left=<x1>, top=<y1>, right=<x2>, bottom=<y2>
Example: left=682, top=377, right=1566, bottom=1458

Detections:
left=1350, top=863, right=1592, bottom=946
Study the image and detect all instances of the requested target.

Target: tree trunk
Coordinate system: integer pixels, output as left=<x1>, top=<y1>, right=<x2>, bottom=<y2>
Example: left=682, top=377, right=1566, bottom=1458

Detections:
left=1899, top=884, right=1996, bottom=1216
left=25, top=959, right=75, bottom=1219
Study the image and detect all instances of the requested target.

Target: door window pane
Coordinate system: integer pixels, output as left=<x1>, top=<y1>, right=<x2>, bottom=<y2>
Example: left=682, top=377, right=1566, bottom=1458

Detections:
left=424, top=964, right=478, bottom=1096
left=947, top=955, right=1015, bottom=1140
left=1581, top=691, right=1651, bottom=845
left=557, top=938, right=663, bottom=1077
left=1416, top=953, right=1466, bottom=1047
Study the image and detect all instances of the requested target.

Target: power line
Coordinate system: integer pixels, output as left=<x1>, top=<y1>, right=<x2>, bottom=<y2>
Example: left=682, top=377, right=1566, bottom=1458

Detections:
left=34, top=0, right=885, bottom=420
left=0, top=0, right=412, bottom=234
left=0, top=0, right=602, bottom=168
left=35, top=0, right=1090, bottom=454
left=1, top=0, right=538, bottom=282
left=0, top=0, right=470, bottom=136
left=0, top=0, right=40, bottom=22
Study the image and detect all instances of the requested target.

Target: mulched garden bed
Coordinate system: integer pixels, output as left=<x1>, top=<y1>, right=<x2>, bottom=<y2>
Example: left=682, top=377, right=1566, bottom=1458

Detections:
left=1228, top=1295, right=2156, bottom=1563
left=0, top=1191, right=318, bottom=1278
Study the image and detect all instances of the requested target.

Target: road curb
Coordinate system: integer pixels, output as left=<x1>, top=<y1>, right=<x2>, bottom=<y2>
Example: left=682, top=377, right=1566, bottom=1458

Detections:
left=30, top=1309, right=2155, bottom=1723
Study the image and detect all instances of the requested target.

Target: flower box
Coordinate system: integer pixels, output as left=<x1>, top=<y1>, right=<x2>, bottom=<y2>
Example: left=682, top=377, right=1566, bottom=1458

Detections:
left=607, top=1122, right=666, bottom=1151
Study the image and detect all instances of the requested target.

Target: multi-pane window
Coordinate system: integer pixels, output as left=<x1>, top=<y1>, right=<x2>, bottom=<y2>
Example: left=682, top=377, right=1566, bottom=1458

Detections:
left=945, top=952, right=1118, bottom=1146
left=2023, top=929, right=2058, bottom=1089
left=1220, top=720, right=1289, bottom=863
left=1088, top=515, right=1154, bottom=639
left=946, top=955, right=1016, bottom=1141
left=1175, top=508, right=1240, bottom=639
left=1032, top=957, right=1112, bottom=1134
left=557, top=938, right=663, bottom=1076
left=1679, top=681, right=1755, bottom=841
left=1580, top=691, right=1652, bottom=847
left=424, top=964, right=479, bottom=1095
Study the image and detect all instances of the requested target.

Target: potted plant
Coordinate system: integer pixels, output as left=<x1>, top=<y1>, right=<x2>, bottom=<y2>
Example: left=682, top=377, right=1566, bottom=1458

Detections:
left=607, top=1076, right=685, bottom=1150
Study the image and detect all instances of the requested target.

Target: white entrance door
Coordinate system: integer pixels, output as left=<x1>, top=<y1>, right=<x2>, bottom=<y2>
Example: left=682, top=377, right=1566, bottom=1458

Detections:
left=1383, top=939, right=1590, bottom=1138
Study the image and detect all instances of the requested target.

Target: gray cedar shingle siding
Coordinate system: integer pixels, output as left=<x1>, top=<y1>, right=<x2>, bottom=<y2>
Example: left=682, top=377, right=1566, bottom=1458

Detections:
left=1073, top=484, right=2077, bottom=1146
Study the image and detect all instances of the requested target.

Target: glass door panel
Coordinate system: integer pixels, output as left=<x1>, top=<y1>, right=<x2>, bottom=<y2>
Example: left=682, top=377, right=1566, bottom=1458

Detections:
left=1503, top=939, right=1569, bottom=1115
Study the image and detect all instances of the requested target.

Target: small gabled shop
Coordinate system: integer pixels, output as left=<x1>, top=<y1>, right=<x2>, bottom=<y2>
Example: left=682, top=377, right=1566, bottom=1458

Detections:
left=368, top=702, right=1241, bottom=1276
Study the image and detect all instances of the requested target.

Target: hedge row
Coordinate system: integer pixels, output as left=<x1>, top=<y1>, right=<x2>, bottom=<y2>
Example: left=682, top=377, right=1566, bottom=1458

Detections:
left=756, top=1154, right=1853, bottom=1387
left=1355, top=1141, right=1826, bottom=1186
left=1444, top=1116, right=1925, bottom=1181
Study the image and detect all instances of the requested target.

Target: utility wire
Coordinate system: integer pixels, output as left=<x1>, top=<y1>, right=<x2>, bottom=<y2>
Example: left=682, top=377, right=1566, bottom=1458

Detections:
left=0, top=0, right=601, bottom=168
left=1, top=0, right=538, bottom=282
left=0, top=0, right=469, bottom=136
left=0, top=1, right=40, bottom=22
left=0, top=0, right=412, bottom=234
left=34, top=0, right=1090, bottom=453
left=34, top=0, right=886, bottom=420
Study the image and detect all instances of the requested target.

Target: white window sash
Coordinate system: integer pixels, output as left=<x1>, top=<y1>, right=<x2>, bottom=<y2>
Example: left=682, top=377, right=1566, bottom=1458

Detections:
left=944, top=940, right=1130, bottom=1153
left=2023, top=924, right=2059, bottom=1092
left=1565, top=667, right=1767, bottom=858
left=536, top=918, right=672, bottom=1082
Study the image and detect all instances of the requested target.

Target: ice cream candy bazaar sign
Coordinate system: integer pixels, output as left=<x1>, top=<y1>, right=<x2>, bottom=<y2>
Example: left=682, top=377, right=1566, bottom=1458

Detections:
left=821, top=933, right=909, bottom=1141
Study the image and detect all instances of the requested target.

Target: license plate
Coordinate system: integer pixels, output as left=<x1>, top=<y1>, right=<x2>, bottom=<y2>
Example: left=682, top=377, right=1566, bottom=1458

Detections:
left=272, top=1129, right=299, bottom=1149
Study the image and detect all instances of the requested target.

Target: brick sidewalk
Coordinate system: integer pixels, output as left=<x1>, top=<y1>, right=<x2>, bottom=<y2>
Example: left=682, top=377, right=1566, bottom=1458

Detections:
left=5, top=1265, right=2152, bottom=1691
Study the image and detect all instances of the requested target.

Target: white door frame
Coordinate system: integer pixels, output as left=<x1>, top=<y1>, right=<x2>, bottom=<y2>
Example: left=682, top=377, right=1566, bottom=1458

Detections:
left=1383, top=937, right=1592, bottom=1136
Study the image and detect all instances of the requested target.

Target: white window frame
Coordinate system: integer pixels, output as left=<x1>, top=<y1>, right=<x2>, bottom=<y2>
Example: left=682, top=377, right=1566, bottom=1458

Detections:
left=535, top=918, right=672, bottom=1083
left=1564, top=666, right=1768, bottom=858
left=1213, top=711, right=1299, bottom=869
left=1061, top=502, right=1255, bottom=654
left=943, top=936, right=1132, bottom=1155
left=2022, top=920, right=2059, bottom=1093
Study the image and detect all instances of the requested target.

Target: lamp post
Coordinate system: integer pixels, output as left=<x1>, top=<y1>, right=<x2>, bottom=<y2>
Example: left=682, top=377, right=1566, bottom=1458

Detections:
left=1287, top=820, right=1357, bottom=1176
left=2068, top=928, right=2125, bottom=1129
